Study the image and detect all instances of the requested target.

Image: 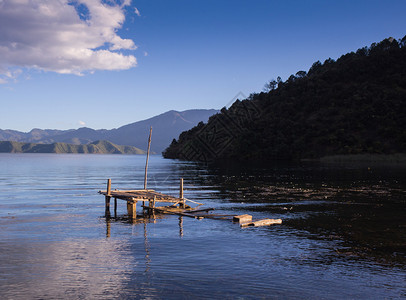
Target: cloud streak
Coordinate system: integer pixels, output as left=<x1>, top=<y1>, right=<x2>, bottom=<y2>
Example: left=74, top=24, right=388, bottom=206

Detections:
left=0, top=0, right=137, bottom=82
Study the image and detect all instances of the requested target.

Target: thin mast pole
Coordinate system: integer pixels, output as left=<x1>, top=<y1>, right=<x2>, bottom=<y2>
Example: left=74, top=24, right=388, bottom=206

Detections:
left=144, top=126, right=152, bottom=190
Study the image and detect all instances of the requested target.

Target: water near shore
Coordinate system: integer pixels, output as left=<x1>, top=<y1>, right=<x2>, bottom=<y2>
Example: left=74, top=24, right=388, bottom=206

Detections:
left=0, top=154, right=405, bottom=299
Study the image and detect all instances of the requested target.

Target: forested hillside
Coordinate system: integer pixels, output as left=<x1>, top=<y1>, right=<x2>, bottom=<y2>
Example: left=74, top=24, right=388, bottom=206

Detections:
left=163, top=37, right=406, bottom=161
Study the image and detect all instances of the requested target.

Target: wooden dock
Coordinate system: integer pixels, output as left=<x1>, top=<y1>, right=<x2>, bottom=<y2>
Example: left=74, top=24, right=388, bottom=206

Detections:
left=99, top=178, right=194, bottom=219
left=99, top=178, right=283, bottom=229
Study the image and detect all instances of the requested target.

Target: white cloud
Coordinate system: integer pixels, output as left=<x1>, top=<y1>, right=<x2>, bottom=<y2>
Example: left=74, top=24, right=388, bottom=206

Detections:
left=78, top=120, right=86, bottom=126
left=134, top=6, right=141, bottom=17
left=0, top=0, right=138, bottom=83
left=0, top=67, right=22, bottom=83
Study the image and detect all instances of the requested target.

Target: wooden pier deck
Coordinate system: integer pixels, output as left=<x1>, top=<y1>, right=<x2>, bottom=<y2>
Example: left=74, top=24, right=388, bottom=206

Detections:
left=99, top=189, right=180, bottom=204
left=99, top=178, right=193, bottom=219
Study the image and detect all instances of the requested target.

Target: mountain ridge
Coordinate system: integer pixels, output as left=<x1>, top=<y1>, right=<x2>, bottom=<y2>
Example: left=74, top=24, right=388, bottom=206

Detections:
left=0, top=140, right=145, bottom=154
left=0, top=109, right=218, bottom=153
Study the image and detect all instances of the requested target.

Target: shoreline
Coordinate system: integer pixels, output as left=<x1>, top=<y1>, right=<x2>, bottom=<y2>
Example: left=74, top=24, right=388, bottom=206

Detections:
left=310, top=153, right=406, bottom=164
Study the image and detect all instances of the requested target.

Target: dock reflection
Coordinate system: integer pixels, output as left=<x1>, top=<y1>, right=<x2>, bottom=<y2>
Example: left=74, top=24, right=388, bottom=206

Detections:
left=104, top=209, right=185, bottom=274
left=143, top=220, right=151, bottom=273
left=179, top=216, right=183, bottom=237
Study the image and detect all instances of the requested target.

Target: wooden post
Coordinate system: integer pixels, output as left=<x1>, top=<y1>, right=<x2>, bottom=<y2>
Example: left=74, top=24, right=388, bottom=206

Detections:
left=105, top=179, right=111, bottom=216
left=144, top=127, right=152, bottom=190
left=152, top=196, right=156, bottom=218
left=127, top=201, right=137, bottom=219
left=148, top=196, right=156, bottom=215
left=179, top=178, right=184, bottom=208
left=107, top=179, right=111, bottom=195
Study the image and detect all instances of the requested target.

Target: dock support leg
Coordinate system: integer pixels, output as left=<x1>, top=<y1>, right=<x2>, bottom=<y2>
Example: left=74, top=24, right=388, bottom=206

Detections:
left=180, top=178, right=185, bottom=209
left=127, top=201, right=137, bottom=219
left=105, top=196, right=111, bottom=217
left=105, top=179, right=112, bottom=217
left=148, top=196, right=156, bottom=218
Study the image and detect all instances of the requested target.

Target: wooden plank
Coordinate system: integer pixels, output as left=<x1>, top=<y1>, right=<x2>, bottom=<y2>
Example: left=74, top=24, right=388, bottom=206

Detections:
left=99, top=189, right=156, bottom=195
left=191, top=214, right=231, bottom=220
left=122, top=189, right=155, bottom=192
left=187, top=208, right=215, bottom=213
left=141, top=206, right=204, bottom=219
left=241, top=218, right=282, bottom=228
left=233, top=214, right=252, bottom=224
left=130, top=197, right=179, bottom=203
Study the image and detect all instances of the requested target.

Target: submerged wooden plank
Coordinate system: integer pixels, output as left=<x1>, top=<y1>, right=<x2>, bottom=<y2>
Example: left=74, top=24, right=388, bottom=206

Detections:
left=187, top=208, right=215, bottom=213
left=141, top=205, right=203, bottom=219
left=142, top=205, right=231, bottom=218
left=241, top=218, right=282, bottom=228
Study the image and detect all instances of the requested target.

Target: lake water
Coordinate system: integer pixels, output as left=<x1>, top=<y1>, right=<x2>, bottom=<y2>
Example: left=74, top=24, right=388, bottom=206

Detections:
left=0, top=153, right=405, bottom=299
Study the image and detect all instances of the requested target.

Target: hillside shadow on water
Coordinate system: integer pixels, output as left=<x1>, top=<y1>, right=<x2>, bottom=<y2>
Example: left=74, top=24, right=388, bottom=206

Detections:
left=191, top=159, right=406, bottom=268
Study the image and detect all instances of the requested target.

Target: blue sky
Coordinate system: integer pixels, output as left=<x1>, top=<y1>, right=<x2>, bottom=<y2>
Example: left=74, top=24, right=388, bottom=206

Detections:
left=1, top=0, right=406, bottom=132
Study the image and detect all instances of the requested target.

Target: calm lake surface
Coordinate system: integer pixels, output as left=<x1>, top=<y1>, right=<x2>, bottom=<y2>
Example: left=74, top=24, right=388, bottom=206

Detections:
left=0, top=153, right=405, bottom=299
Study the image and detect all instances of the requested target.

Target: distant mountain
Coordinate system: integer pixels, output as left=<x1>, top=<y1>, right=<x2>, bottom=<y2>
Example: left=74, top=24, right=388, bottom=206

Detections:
left=0, top=140, right=145, bottom=154
left=104, top=109, right=218, bottom=153
left=0, top=128, right=69, bottom=143
left=0, top=109, right=218, bottom=153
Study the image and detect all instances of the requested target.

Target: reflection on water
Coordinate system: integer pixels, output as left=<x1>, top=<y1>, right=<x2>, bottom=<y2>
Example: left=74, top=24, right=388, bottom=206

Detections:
left=0, top=154, right=405, bottom=299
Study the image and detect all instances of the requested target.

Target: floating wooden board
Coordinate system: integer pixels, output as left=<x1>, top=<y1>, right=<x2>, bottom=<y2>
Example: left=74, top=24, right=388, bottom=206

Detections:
left=233, top=214, right=252, bottom=224
left=241, top=218, right=282, bottom=228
